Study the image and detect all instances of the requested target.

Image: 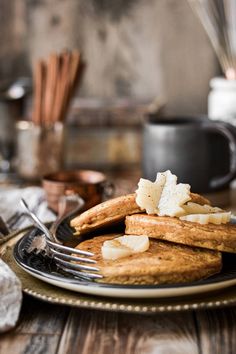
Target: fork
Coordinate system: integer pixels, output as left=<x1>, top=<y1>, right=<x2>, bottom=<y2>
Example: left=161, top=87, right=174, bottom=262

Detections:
left=49, top=194, right=84, bottom=243
left=20, top=198, right=102, bottom=281
left=6, top=195, right=45, bottom=231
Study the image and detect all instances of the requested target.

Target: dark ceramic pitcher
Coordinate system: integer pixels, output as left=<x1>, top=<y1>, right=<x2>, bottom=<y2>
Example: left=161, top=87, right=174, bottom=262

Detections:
left=142, top=116, right=236, bottom=193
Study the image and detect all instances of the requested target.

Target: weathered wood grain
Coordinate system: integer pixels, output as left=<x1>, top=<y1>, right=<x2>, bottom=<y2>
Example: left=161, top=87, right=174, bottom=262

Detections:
left=15, top=295, right=69, bottom=334
left=57, top=309, right=199, bottom=354
left=0, top=334, right=60, bottom=354
left=195, top=308, right=236, bottom=354
left=2, top=297, right=236, bottom=354
left=0, top=295, right=69, bottom=354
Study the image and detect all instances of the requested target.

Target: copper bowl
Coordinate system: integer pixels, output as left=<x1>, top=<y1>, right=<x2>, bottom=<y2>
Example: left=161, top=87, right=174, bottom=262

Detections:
left=42, top=170, right=113, bottom=213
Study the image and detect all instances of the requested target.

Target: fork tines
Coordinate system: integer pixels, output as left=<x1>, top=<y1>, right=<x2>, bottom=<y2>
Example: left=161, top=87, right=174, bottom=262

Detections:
left=59, top=266, right=103, bottom=280
left=50, top=248, right=96, bottom=263
left=47, top=239, right=93, bottom=256
left=20, top=197, right=102, bottom=281
left=54, top=257, right=99, bottom=272
left=46, top=239, right=103, bottom=280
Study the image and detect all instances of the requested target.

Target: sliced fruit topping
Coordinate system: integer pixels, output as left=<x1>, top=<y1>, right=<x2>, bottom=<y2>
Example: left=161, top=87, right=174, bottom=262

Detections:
left=178, top=202, right=223, bottom=216
left=135, top=170, right=191, bottom=217
left=135, top=175, right=165, bottom=215
left=180, top=211, right=231, bottom=225
left=158, top=170, right=191, bottom=217
left=101, top=235, right=149, bottom=260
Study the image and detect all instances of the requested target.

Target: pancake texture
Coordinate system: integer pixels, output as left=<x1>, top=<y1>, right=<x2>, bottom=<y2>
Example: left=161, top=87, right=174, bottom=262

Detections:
left=125, top=214, right=236, bottom=253
left=70, top=194, right=142, bottom=235
left=76, top=234, right=222, bottom=285
left=189, top=193, right=210, bottom=206
left=71, top=192, right=210, bottom=236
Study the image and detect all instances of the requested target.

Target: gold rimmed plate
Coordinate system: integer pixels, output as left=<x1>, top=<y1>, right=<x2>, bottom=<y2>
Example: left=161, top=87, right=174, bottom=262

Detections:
left=12, top=225, right=236, bottom=299
left=1, top=228, right=236, bottom=313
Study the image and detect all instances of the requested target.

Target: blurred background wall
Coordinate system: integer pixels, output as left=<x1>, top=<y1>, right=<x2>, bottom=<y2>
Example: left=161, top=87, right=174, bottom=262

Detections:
left=0, top=0, right=219, bottom=114
left=0, top=0, right=221, bottom=170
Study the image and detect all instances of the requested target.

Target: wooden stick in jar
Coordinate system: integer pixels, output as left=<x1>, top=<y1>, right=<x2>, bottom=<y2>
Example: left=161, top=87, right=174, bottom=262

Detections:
left=32, top=60, right=45, bottom=126
left=43, top=49, right=82, bottom=125
left=60, top=50, right=81, bottom=122
left=70, top=50, right=81, bottom=91
left=57, top=51, right=72, bottom=122
left=44, top=53, right=59, bottom=126
left=51, top=54, right=62, bottom=124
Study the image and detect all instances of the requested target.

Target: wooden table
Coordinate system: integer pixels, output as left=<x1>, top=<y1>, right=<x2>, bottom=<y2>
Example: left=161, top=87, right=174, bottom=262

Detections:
left=1, top=171, right=236, bottom=354
left=0, top=295, right=236, bottom=354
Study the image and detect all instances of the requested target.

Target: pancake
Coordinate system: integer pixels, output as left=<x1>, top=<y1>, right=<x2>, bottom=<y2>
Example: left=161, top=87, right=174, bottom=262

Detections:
left=71, top=192, right=210, bottom=236
left=125, top=214, right=236, bottom=253
left=76, top=234, right=221, bottom=285
left=70, top=194, right=142, bottom=235
left=190, top=192, right=210, bottom=206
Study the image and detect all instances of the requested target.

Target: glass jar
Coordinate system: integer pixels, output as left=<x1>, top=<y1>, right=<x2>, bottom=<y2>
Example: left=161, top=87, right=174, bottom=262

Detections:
left=16, top=121, right=65, bottom=181
left=208, top=77, right=236, bottom=126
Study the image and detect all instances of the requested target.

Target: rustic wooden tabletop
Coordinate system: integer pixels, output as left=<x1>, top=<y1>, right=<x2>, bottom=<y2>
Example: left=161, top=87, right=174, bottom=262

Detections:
left=1, top=170, right=236, bottom=354
left=1, top=295, right=236, bottom=354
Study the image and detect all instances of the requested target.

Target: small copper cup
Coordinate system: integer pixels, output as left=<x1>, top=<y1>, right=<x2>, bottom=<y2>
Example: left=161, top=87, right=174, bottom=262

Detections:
left=42, top=170, right=114, bottom=213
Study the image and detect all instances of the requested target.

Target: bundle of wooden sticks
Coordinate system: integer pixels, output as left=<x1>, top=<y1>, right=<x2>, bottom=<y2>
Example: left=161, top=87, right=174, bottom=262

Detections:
left=32, top=50, right=82, bottom=127
left=188, top=0, right=236, bottom=80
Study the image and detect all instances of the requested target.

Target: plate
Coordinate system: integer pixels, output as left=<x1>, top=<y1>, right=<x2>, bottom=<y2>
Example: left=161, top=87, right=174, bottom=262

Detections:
left=1, top=229, right=236, bottom=314
left=13, top=226, right=236, bottom=299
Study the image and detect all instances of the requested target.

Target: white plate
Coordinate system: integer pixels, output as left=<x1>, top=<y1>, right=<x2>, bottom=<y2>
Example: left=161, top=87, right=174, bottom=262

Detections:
left=13, top=228, right=236, bottom=299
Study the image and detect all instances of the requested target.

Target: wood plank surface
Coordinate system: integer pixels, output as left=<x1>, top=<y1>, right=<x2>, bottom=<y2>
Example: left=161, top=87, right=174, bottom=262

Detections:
left=195, top=308, right=236, bottom=354
left=0, top=334, right=59, bottom=354
left=0, top=295, right=69, bottom=354
left=2, top=295, right=236, bottom=354
left=57, top=308, right=199, bottom=354
left=15, top=296, right=69, bottom=334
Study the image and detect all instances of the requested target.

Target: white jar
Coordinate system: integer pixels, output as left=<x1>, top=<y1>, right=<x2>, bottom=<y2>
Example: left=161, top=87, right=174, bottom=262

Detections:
left=208, top=77, right=236, bottom=126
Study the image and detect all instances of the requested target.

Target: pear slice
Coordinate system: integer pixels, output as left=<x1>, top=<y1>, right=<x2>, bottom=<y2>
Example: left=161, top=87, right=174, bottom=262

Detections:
left=181, top=202, right=222, bottom=215
left=101, top=235, right=149, bottom=260
left=158, top=171, right=191, bottom=217
left=180, top=211, right=231, bottom=225
left=135, top=170, right=191, bottom=217
left=135, top=175, right=165, bottom=215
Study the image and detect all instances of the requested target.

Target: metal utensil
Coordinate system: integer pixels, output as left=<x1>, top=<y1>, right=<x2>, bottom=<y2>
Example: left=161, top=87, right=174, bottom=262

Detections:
left=21, top=198, right=102, bottom=280
left=50, top=194, right=84, bottom=243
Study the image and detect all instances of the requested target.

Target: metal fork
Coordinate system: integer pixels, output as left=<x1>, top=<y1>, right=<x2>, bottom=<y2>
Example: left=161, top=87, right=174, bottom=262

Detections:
left=49, top=194, right=84, bottom=243
left=20, top=198, right=102, bottom=281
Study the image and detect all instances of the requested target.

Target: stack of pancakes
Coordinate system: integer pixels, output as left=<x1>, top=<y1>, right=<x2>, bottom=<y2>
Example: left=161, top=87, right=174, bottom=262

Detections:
left=70, top=193, right=235, bottom=285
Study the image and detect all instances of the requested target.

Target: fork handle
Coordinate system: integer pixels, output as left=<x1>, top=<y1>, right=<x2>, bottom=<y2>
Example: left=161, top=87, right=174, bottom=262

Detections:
left=49, top=194, right=84, bottom=242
